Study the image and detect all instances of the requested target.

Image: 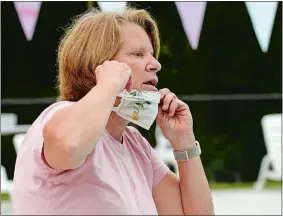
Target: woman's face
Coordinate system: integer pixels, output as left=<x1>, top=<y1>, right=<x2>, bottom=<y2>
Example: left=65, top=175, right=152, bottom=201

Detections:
left=113, top=23, right=161, bottom=92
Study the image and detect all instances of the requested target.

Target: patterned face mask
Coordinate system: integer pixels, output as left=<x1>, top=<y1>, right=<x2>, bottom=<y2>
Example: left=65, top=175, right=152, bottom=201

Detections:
left=112, top=89, right=161, bottom=130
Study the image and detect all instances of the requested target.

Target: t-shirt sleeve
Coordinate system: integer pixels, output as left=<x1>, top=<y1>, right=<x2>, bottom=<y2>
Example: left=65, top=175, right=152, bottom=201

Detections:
left=149, top=145, right=170, bottom=188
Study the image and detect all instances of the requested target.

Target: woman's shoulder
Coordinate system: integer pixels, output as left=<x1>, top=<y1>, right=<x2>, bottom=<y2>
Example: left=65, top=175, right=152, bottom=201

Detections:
left=18, top=101, right=75, bottom=153
left=14, top=101, right=76, bottom=174
left=38, top=101, right=74, bottom=125
left=126, top=125, right=140, bottom=135
left=20, top=101, right=74, bottom=135
left=126, top=126, right=146, bottom=142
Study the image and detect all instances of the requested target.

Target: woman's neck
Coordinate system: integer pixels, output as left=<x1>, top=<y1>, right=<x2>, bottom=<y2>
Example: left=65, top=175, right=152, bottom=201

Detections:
left=106, top=112, right=129, bottom=143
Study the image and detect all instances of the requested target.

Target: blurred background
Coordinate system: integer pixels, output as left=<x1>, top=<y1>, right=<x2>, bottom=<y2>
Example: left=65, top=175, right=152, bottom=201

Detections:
left=1, top=1, right=282, bottom=215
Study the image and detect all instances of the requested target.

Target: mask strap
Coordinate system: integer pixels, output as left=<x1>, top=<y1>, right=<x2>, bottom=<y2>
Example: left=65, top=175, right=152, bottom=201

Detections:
left=116, top=89, right=127, bottom=98
left=112, top=90, right=127, bottom=112
left=109, top=90, right=133, bottom=131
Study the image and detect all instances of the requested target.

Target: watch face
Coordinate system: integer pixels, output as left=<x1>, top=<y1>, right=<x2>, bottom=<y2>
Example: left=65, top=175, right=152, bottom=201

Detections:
left=174, top=151, right=188, bottom=161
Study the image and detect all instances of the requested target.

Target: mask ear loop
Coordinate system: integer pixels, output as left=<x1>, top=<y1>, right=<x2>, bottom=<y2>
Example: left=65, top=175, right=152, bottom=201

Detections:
left=109, top=90, right=129, bottom=132
left=112, top=107, right=118, bottom=112
left=112, top=89, right=126, bottom=112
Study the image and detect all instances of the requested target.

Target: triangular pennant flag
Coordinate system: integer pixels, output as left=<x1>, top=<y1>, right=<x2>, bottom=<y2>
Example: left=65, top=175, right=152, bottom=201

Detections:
left=245, top=2, right=278, bottom=52
left=14, top=2, right=42, bottom=41
left=97, top=2, right=127, bottom=13
left=175, top=2, right=207, bottom=50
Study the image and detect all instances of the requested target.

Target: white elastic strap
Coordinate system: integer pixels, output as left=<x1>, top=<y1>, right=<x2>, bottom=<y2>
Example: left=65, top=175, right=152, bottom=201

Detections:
left=116, top=90, right=127, bottom=98
left=112, top=107, right=118, bottom=112
left=112, top=90, right=126, bottom=112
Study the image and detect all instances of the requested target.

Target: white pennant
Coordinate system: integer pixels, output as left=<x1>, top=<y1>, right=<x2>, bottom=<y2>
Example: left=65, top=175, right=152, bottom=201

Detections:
left=14, top=2, right=42, bottom=41
left=175, top=2, right=207, bottom=50
left=97, top=2, right=127, bottom=13
left=245, top=2, right=278, bottom=53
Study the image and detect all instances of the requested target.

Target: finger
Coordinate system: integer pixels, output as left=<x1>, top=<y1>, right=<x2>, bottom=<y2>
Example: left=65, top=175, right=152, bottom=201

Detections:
left=162, top=92, right=176, bottom=110
left=168, top=98, right=179, bottom=117
left=159, top=88, right=170, bottom=100
left=176, top=100, right=189, bottom=113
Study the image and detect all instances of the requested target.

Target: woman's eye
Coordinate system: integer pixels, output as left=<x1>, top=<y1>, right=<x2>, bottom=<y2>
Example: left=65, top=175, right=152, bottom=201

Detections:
left=133, top=52, right=144, bottom=57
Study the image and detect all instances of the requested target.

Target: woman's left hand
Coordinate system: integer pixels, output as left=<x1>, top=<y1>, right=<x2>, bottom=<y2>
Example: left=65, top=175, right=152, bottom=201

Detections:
left=156, top=88, right=196, bottom=150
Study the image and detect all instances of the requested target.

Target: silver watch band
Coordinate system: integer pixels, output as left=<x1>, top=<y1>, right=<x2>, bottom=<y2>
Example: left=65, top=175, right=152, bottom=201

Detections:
left=173, top=141, right=201, bottom=161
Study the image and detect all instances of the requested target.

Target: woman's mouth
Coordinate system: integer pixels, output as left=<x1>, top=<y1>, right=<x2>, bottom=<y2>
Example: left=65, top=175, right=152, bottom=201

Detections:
left=142, top=78, right=158, bottom=91
left=142, top=80, right=158, bottom=91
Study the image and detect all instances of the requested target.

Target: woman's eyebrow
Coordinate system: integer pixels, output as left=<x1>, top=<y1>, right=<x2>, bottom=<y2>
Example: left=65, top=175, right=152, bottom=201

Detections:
left=134, top=46, right=154, bottom=55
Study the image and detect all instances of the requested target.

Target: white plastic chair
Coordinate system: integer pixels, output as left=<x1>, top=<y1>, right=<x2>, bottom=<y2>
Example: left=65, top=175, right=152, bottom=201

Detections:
left=154, top=125, right=179, bottom=176
left=13, top=133, right=25, bottom=154
left=1, top=113, right=31, bottom=135
left=1, top=165, right=13, bottom=198
left=1, top=113, right=17, bottom=134
left=254, top=113, right=282, bottom=190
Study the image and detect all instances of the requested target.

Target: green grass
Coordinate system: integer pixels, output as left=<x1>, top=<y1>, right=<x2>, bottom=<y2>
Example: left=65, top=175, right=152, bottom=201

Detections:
left=1, top=193, right=10, bottom=201
left=1, top=181, right=281, bottom=201
left=209, top=181, right=282, bottom=190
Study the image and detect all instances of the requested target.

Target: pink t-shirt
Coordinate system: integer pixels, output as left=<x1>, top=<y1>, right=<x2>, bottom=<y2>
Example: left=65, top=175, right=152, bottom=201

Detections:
left=12, top=101, right=169, bottom=215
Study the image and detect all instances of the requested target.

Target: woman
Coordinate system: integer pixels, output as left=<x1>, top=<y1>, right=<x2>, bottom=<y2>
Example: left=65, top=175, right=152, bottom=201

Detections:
left=13, top=7, right=214, bottom=215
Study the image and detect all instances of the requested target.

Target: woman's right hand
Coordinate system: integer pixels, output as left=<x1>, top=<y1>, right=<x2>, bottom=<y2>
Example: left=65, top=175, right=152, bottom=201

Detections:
left=95, top=60, right=133, bottom=93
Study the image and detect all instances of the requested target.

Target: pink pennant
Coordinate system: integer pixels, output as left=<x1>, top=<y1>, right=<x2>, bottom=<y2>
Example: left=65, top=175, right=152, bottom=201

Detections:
left=175, top=2, right=207, bottom=50
left=14, top=2, right=42, bottom=41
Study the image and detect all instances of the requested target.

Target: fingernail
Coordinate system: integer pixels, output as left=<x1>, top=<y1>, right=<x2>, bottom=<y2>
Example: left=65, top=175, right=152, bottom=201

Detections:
left=163, top=105, right=166, bottom=109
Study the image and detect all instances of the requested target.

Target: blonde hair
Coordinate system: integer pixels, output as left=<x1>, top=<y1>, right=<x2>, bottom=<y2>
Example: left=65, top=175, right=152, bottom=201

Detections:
left=56, top=7, right=160, bottom=101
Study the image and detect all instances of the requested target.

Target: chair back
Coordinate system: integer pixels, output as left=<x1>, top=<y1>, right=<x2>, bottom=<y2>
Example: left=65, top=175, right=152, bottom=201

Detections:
left=13, top=133, right=26, bottom=154
left=261, top=113, right=282, bottom=174
left=1, top=113, right=17, bottom=133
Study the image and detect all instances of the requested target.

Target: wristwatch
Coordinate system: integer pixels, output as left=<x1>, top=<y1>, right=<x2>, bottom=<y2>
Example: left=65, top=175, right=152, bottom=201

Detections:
left=173, top=141, right=201, bottom=161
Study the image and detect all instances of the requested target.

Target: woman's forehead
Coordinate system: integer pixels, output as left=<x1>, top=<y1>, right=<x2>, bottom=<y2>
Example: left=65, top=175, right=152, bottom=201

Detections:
left=121, top=23, right=149, bottom=41
left=120, top=23, right=153, bottom=52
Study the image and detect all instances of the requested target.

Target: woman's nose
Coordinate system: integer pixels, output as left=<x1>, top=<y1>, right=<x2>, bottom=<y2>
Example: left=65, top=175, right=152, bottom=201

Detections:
left=146, top=59, right=162, bottom=73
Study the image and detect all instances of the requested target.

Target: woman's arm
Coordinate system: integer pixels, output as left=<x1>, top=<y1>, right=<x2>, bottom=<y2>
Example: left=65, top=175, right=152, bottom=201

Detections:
left=43, top=61, right=132, bottom=170
left=153, top=155, right=214, bottom=215
left=153, top=88, right=214, bottom=215
left=43, top=82, right=118, bottom=170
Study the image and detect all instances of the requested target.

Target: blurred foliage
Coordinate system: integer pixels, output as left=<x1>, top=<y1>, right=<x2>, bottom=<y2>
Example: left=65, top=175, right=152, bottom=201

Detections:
left=1, top=2, right=282, bottom=182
